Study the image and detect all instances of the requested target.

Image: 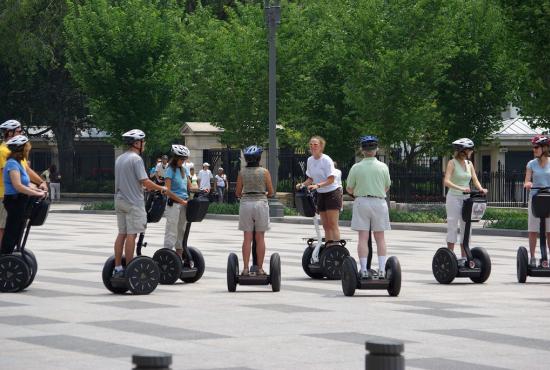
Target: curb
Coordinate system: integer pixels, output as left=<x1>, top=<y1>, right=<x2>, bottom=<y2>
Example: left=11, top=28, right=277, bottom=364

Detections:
left=48, top=209, right=527, bottom=237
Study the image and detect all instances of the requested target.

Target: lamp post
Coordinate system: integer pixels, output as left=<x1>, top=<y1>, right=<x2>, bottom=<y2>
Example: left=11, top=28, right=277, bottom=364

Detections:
left=264, top=0, right=284, bottom=217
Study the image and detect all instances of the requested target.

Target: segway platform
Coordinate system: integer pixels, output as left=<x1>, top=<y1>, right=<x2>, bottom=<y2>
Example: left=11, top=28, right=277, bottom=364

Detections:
left=517, top=188, right=550, bottom=283
left=341, top=256, right=401, bottom=297
left=227, top=252, right=281, bottom=292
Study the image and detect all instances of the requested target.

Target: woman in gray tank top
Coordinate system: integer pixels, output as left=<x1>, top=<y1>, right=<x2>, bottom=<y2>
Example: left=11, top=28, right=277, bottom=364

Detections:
left=235, top=145, right=274, bottom=276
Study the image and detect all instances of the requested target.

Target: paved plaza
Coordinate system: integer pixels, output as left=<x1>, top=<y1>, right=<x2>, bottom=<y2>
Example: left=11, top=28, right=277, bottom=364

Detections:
left=1, top=208, right=550, bottom=370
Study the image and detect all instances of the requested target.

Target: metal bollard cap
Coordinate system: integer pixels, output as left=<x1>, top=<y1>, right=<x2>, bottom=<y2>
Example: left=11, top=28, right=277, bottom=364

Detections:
left=132, top=351, right=172, bottom=368
left=365, top=340, right=404, bottom=355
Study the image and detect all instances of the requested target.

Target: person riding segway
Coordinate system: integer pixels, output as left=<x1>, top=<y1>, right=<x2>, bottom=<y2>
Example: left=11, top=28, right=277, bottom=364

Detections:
left=102, top=129, right=167, bottom=295
left=226, top=145, right=280, bottom=292
left=341, top=135, right=401, bottom=296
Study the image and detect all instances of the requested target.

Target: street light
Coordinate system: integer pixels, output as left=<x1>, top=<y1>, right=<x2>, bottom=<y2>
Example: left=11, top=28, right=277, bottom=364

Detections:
left=264, top=0, right=284, bottom=217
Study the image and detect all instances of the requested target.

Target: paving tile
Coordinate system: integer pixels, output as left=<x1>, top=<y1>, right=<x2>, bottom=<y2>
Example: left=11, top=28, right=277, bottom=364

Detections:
left=0, top=300, right=26, bottom=307
left=245, top=303, right=330, bottom=313
left=0, top=315, right=64, bottom=325
left=423, top=329, right=550, bottom=351
left=91, top=300, right=179, bottom=309
left=399, top=309, right=491, bottom=319
left=83, top=320, right=231, bottom=340
left=305, top=332, right=416, bottom=345
left=10, top=335, right=151, bottom=358
left=407, top=358, right=510, bottom=370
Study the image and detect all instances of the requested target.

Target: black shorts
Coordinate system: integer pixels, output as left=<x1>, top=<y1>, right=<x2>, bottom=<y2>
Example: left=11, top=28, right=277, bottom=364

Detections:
left=317, top=188, right=343, bottom=212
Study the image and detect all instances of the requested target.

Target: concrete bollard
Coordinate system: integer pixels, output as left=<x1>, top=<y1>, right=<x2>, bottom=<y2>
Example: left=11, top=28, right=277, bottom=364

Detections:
left=132, top=351, right=172, bottom=370
left=365, top=340, right=404, bottom=370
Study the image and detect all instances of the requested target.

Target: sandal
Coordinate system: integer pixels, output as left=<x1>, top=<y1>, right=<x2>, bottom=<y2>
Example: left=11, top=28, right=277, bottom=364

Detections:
left=241, top=269, right=249, bottom=276
left=257, top=268, right=267, bottom=276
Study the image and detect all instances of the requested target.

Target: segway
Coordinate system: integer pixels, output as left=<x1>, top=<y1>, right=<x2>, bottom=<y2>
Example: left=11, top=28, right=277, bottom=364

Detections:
left=226, top=231, right=281, bottom=292
left=102, top=192, right=164, bottom=295
left=0, top=197, right=49, bottom=292
left=432, top=190, right=491, bottom=284
left=294, top=187, right=349, bottom=280
left=517, top=187, right=550, bottom=282
left=153, top=195, right=209, bottom=284
left=341, top=231, right=402, bottom=297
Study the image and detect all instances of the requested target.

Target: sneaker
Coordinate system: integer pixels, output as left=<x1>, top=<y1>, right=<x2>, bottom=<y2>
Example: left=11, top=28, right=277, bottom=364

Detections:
left=457, top=258, right=467, bottom=267
left=360, top=270, right=370, bottom=279
left=241, top=269, right=249, bottom=276
left=377, top=269, right=385, bottom=280
left=112, top=269, right=125, bottom=278
left=530, top=257, right=537, bottom=267
left=257, top=268, right=267, bottom=276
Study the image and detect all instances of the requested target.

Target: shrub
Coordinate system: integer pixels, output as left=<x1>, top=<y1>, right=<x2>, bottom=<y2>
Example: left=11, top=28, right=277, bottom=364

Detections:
left=81, top=201, right=114, bottom=210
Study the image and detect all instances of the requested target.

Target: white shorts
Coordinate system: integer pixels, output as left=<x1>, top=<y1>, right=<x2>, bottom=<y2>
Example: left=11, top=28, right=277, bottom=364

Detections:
left=528, top=197, right=550, bottom=232
left=351, top=197, right=391, bottom=232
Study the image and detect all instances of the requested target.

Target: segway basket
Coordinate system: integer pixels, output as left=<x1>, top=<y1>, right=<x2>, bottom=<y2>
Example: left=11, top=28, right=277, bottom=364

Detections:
left=532, top=191, right=550, bottom=219
left=186, top=195, right=210, bottom=222
left=295, top=189, right=317, bottom=217
left=462, top=197, right=487, bottom=222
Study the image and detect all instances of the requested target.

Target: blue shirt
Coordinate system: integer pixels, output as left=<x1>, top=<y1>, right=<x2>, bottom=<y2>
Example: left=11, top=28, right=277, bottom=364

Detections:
left=3, top=159, right=29, bottom=195
left=165, top=166, right=190, bottom=200
left=527, top=159, right=550, bottom=197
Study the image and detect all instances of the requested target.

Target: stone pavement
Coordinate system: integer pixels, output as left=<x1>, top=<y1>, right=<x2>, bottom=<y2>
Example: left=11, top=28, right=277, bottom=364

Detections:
left=1, top=211, right=549, bottom=370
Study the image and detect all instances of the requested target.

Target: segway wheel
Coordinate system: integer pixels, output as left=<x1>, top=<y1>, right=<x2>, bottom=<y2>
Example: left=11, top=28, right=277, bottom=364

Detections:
left=18, top=249, right=37, bottom=289
left=102, top=255, right=129, bottom=294
left=152, top=248, right=182, bottom=285
left=470, top=247, right=491, bottom=284
left=320, top=245, right=350, bottom=280
left=341, top=256, right=358, bottom=297
left=227, top=253, right=239, bottom=292
left=516, top=246, right=528, bottom=283
left=126, top=256, right=160, bottom=295
left=0, top=255, right=30, bottom=292
left=386, top=256, right=402, bottom=297
left=432, top=247, right=458, bottom=284
left=270, top=253, right=281, bottom=292
left=182, top=247, right=205, bottom=283
left=301, top=246, right=324, bottom=279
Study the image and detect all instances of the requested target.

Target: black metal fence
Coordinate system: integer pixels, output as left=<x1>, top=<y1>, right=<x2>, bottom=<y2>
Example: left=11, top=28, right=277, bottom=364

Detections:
left=203, top=148, right=241, bottom=202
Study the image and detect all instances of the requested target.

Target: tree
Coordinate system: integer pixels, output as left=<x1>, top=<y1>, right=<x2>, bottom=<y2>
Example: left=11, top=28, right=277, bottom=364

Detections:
left=64, top=0, right=182, bottom=150
left=0, top=0, right=86, bottom=189
left=500, top=1, right=550, bottom=125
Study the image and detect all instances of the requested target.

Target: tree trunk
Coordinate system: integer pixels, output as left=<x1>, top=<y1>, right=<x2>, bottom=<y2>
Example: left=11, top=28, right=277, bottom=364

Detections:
left=52, top=121, right=76, bottom=192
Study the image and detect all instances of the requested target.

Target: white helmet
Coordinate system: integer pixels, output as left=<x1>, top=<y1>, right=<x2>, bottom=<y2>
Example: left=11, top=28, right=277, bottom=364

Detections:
left=0, top=119, right=21, bottom=132
left=6, top=135, right=29, bottom=152
left=122, top=129, right=146, bottom=144
left=452, top=138, right=474, bottom=150
left=171, top=144, right=190, bottom=157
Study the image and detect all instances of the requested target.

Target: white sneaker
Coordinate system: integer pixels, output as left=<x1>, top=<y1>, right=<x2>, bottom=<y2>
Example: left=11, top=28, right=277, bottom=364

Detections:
left=530, top=257, right=537, bottom=267
left=457, top=258, right=467, bottom=267
left=377, top=269, right=385, bottom=279
left=360, top=270, right=370, bottom=279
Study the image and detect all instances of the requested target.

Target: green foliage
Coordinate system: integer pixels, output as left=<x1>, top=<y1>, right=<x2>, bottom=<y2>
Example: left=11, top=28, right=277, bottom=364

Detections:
left=64, top=0, right=182, bottom=151
left=482, top=207, right=528, bottom=230
left=389, top=209, right=446, bottom=223
left=500, top=1, right=550, bottom=125
left=206, top=202, right=240, bottom=214
left=81, top=201, right=115, bottom=210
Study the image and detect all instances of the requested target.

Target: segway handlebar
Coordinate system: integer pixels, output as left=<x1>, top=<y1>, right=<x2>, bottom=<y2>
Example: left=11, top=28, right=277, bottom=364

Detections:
left=463, top=189, right=486, bottom=197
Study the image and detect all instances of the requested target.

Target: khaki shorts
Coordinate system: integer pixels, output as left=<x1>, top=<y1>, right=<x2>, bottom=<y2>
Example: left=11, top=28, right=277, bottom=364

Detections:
left=351, top=197, right=391, bottom=232
left=115, top=198, right=147, bottom=235
left=528, top=197, right=550, bottom=232
left=239, top=200, right=270, bottom=232
left=0, top=201, right=6, bottom=229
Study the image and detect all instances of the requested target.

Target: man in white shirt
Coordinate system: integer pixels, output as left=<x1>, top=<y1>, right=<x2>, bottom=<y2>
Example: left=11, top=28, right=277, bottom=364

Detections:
left=198, top=162, right=213, bottom=192
left=154, top=155, right=169, bottom=184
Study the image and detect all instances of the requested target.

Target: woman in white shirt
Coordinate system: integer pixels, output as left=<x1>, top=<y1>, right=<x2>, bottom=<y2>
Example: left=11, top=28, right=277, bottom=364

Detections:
left=297, top=136, right=342, bottom=250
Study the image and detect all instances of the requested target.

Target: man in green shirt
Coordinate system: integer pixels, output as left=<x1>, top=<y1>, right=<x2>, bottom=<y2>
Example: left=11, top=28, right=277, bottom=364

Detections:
left=346, top=136, right=391, bottom=279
